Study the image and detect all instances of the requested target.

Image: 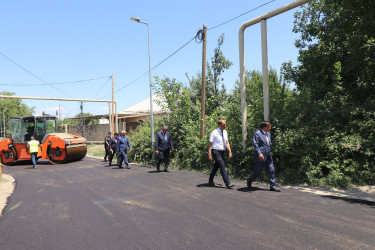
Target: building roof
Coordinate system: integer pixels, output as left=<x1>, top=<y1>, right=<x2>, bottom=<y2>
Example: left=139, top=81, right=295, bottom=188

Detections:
left=67, top=94, right=167, bottom=120
left=119, top=94, right=165, bottom=115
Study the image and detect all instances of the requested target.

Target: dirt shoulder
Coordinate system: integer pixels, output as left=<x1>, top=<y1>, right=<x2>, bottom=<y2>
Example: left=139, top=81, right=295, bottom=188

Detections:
left=0, top=174, right=15, bottom=216
left=284, top=185, right=375, bottom=202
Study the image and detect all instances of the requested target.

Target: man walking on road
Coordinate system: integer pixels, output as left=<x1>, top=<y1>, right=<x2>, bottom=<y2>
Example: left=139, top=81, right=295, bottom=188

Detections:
left=208, top=120, right=234, bottom=189
left=116, top=131, right=132, bottom=169
left=27, top=136, right=40, bottom=169
left=247, top=121, right=280, bottom=192
left=104, top=132, right=111, bottom=162
left=155, top=126, right=174, bottom=172
left=108, top=132, right=119, bottom=166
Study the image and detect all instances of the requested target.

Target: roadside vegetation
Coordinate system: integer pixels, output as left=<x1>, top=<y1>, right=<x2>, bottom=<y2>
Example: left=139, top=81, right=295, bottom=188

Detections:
left=127, top=0, right=375, bottom=188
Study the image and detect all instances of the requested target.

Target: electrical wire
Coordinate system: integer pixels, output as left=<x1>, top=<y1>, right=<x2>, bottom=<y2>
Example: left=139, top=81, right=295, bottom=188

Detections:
left=0, top=51, right=71, bottom=97
left=99, top=0, right=276, bottom=98
left=94, top=77, right=112, bottom=98
left=207, top=0, right=276, bottom=31
left=0, top=76, right=111, bottom=86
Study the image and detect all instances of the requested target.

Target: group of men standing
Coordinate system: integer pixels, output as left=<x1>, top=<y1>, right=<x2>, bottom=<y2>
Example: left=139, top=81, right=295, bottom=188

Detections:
left=104, top=130, right=132, bottom=169
left=103, top=120, right=280, bottom=192
left=103, top=126, right=174, bottom=172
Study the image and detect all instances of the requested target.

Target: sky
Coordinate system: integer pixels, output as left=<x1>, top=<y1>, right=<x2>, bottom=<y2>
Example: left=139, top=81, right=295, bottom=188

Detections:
left=0, top=0, right=304, bottom=119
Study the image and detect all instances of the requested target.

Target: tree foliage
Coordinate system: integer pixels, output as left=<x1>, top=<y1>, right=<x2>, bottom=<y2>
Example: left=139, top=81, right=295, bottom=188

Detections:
left=62, top=112, right=99, bottom=126
left=128, top=1, right=375, bottom=188
left=0, top=92, right=35, bottom=136
left=279, top=0, right=375, bottom=187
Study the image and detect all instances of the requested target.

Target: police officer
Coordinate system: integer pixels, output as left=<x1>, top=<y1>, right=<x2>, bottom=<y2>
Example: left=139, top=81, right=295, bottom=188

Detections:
left=27, top=136, right=40, bottom=169
left=104, top=132, right=112, bottom=162
left=116, top=131, right=132, bottom=169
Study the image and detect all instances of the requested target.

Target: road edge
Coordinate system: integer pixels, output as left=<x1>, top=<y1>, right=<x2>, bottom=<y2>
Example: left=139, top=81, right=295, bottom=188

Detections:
left=0, top=174, right=15, bottom=216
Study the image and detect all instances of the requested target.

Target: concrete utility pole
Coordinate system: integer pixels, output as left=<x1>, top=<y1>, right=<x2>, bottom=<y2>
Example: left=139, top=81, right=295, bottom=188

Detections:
left=111, top=74, right=115, bottom=133
left=200, top=24, right=207, bottom=139
left=238, top=0, right=312, bottom=151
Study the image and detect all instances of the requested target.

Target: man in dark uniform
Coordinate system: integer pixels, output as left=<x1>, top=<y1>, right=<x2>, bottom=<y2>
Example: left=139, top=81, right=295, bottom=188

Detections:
left=116, top=130, right=132, bottom=169
left=104, top=132, right=111, bottom=162
left=108, top=132, right=119, bottom=166
left=247, top=121, right=280, bottom=192
left=155, top=126, right=174, bottom=172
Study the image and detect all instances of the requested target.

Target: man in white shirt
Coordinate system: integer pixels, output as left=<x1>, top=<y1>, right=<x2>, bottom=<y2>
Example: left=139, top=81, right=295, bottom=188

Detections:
left=208, top=120, right=234, bottom=189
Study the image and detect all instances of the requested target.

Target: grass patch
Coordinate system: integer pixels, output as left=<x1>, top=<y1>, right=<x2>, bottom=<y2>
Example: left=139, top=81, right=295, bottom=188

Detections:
left=87, top=144, right=106, bottom=158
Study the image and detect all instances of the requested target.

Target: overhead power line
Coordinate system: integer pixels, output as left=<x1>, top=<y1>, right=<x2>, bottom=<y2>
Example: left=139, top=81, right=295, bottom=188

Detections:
left=0, top=76, right=111, bottom=86
left=0, top=51, right=71, bottom=97
left=207, top=0, right=276, bottom=31
left=100, top=0, right=276, bottom=99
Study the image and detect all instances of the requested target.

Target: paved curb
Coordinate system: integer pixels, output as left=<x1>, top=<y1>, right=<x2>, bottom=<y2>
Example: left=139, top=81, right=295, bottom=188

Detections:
left=0, top=173, right=15, bottom=216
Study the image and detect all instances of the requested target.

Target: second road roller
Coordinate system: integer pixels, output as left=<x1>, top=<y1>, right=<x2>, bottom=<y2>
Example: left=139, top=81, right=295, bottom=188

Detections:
left=0, top=113, right=87, bottom=165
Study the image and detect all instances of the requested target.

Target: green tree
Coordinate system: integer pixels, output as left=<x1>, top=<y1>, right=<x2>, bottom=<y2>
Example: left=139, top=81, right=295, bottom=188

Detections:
left=280, top=0, right=375, bottom=187
left=0, top=92, right=35, bottom=136
left=187, top=33, right=233, bottom=115
left=62, top=112, right=99, bottom=126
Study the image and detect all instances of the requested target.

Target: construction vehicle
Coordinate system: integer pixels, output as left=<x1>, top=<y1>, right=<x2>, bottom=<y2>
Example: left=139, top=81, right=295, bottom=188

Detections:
left=0, top=113, right=87, bottom=165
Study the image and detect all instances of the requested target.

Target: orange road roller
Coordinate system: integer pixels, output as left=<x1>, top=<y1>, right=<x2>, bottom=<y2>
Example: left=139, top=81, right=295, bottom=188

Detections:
left=0, top=114, right=87, bottom=165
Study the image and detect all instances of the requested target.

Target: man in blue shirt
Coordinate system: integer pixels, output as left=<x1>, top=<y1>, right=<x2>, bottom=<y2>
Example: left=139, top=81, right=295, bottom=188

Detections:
left=155, top=126, right=174, bottom=172
left=247, top=121, right=280, bottom=192
left=116, top=130, right=132, bottom=169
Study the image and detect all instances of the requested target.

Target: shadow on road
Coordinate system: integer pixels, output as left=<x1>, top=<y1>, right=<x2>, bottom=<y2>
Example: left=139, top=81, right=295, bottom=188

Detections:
left=196, top=183, right=226, bottom=189
left=321, top=195, right=375, bottom=208
left=147, top=171, right=162, bottom=173
left=237, top=187, right=268, bottom=192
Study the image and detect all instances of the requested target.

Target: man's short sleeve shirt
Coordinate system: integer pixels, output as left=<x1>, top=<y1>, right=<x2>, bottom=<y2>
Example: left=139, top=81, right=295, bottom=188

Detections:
left=209, top=128, right=228, bottom=151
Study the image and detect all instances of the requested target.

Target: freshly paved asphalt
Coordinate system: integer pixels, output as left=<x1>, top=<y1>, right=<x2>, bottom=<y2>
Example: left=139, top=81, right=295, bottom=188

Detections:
left=0, top=157, right=374, bottom=250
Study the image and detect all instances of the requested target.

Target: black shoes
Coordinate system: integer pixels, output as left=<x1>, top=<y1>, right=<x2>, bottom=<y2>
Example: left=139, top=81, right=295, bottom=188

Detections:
left=157, top=167, right=160, bottom=172
left=208, top=182, right=215, bottom=187
left=247, top=181, right=253, bottom=190
left=227, top=184, right=235, bottom=189
left=270, top=187, right=281, bottom=192
left=164, top=169, right=170, bottom=172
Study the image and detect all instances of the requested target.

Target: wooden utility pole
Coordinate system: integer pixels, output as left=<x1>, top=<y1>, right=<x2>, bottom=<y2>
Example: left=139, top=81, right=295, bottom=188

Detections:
left=111, top=74, right=115, bottom=133
left=80, top=101, right=84, bottom=137
left=200, top=24, right=207, bottom=139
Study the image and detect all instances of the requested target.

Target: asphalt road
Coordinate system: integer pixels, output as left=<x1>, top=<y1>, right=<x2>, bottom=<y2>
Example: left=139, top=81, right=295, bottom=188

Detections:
left=0, top=157, right=374, bottom=250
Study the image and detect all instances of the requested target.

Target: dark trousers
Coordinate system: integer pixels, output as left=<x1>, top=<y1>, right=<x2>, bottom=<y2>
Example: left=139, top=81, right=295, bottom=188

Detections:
left=247, top=156, right=276, bottom=188
left=104, top=147, right=110, bottom=160
left=108, top=149, right=117, bottom=164
left=157, top=150, right=170, bottom=170
left=209, top=149, right=231, bottom=186
left=118, top=150, right=129, bottom=167
left=30, top=152, right=37, bottom=168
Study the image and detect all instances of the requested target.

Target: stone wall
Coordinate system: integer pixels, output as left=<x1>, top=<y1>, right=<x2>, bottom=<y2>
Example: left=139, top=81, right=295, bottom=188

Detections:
left=66, top=124, right=110, bottom=142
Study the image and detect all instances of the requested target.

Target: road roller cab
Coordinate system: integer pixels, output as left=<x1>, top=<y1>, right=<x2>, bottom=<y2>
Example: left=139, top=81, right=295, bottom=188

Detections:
left=0, top=114, right=87, bottom=165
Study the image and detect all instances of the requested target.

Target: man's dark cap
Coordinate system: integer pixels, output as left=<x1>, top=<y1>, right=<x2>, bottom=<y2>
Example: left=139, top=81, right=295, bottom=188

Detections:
left=114, top=132, right=119, bottom=136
